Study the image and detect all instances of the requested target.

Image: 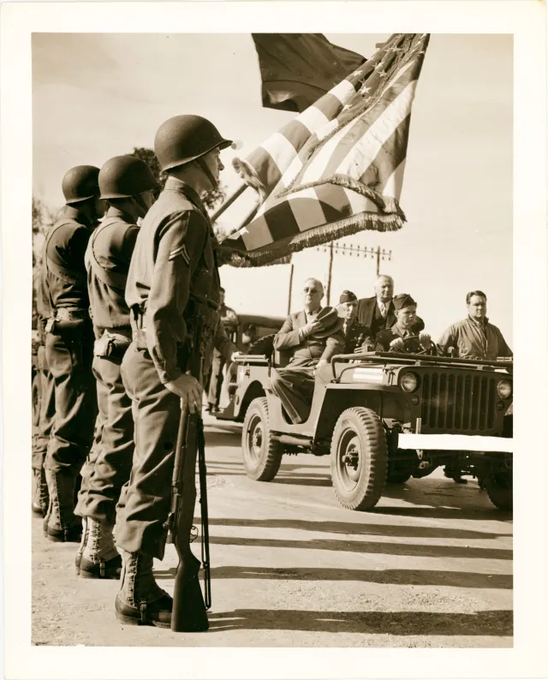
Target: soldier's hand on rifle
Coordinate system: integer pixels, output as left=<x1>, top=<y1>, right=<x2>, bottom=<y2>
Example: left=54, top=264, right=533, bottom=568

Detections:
left=165, top=371, right=203, bottom=413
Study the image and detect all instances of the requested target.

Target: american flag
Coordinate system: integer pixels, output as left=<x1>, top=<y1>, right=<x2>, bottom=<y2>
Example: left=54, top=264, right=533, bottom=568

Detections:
left=227, top=33, right=429, bottom=266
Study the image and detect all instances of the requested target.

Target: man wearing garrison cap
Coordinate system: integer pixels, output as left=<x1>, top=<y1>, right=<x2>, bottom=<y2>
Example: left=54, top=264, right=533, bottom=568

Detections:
left=337, top=290, right=374, bottom=354
left=270, top=278, right=344, bottom=424
left=375, top=294, right=435, bottom=354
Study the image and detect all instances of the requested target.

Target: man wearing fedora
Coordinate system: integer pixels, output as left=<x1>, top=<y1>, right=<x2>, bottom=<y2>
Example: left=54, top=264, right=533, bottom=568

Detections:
left=375, top=294, right=435, bottom=354
left=270, top=278, right=344, bottom=424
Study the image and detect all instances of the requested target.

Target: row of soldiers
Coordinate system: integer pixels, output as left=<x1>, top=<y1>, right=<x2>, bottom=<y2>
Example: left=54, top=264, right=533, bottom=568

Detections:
left=33, top=114, right=238, bottom=629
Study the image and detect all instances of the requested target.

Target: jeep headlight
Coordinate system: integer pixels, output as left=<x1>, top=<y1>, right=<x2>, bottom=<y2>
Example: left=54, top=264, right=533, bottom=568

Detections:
left=497, top=379, right=512, bottom=399
left=400, top=371, right=419, bottom=393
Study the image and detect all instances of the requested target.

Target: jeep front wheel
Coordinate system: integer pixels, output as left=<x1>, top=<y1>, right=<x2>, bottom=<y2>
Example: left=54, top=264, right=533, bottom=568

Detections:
left=242, top=397, right=283, bottom=481
left=330, top=407, right=388, bottom=510
left=484, top=472, right=513, bottom=511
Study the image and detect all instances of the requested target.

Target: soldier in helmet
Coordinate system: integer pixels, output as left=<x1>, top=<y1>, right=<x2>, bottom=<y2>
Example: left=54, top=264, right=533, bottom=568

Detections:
left=38, top=165, right=105, bottom=542
left=114, top=115, right=234, bottom=628
left=73, top=156, right=158, bottom=579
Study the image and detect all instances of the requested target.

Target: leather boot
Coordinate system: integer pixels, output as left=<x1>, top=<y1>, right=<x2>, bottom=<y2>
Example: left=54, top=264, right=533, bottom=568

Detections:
left=44, top=469, right=82, bottom=542
left=32, top=468, right=49, bottom=516
left=79, top=519, right=121, bottom=579
left=115, top=549, right=172, bottom=628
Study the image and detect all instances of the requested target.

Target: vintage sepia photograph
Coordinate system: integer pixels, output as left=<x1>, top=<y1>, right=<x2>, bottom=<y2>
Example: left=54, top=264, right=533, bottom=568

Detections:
left=2, top=2, right=547, bottom=679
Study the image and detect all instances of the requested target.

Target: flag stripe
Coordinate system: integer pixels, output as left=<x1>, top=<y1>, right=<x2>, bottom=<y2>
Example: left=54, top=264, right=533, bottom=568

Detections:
left=364, top=115, right=411, bottom=196
left=229, top=33, right=429, bottom=266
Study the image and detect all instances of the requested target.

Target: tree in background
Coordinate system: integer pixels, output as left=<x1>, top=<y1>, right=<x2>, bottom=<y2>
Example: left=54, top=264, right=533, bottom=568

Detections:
left=130, top=147, right=226, bottom=212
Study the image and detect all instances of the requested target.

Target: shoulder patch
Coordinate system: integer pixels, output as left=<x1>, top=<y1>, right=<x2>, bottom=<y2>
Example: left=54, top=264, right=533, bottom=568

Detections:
left=169, top=243, right=191, bottom=265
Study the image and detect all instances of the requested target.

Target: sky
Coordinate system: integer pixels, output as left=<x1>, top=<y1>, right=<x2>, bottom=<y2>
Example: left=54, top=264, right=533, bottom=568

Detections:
left=32, top=33, right=513, bottom=343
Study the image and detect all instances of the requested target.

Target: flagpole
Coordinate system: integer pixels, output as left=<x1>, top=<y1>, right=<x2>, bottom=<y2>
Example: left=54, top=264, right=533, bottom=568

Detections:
left=210, top=183, right=248, bottom=223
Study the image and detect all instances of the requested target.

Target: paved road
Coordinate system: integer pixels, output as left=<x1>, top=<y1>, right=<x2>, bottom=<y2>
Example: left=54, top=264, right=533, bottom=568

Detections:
left=32, top=414, right=513, bottom=648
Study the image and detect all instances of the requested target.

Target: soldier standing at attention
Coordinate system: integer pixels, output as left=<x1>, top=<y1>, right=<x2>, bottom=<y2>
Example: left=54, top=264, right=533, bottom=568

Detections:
left=114, top=115, right=234, bottom=627
left=39, top=166, right=105, bottom=542
left=74, top=156, right=158, bottom=579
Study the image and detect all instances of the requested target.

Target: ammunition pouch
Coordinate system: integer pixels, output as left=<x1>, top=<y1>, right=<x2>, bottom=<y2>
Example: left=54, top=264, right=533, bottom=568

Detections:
left=45, top=308, right=88, bottom=335
left=94, top=329, right=132, bottom=360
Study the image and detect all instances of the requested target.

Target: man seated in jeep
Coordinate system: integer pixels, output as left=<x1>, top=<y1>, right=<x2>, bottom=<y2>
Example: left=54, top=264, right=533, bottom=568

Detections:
left=337, top=290, right=374, bottom=353
left=270, top=278, right=344, bottom=424
left=375, top=294, right=436, bottom=354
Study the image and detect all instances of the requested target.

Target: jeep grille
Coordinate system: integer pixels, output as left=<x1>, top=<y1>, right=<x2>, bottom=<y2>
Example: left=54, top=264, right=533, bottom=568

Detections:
left=420, top=372, right=496, bottom=433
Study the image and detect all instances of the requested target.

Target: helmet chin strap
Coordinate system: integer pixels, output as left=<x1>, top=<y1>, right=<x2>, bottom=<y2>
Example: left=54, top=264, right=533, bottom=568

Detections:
left=197, top=156, right=218, bottom=191
left=131, top=193, right=150, bottom=218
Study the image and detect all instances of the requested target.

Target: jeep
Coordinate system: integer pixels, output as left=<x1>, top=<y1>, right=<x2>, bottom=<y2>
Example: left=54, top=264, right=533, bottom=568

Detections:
left=236, top=347, right=513, bottom=511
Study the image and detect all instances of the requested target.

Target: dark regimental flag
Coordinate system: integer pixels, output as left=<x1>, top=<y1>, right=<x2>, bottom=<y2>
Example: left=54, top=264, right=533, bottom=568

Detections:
left=228, top=34, right=429, bottom=267
left=252, top=33, right=366, bottom=113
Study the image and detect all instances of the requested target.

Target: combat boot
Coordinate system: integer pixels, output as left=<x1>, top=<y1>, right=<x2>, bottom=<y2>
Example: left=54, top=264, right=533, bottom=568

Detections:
left=75, top=517, right=89, bottom=574
left=115, top=549, right=172, bottom=628
left=44, top=469, right=82, bottom=542
left=78, top=519, right=121, bottom=579
left=32, top=468, right=49, bottom=516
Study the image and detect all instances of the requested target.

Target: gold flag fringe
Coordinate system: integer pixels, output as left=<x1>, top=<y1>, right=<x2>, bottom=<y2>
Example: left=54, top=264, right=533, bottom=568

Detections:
left=227, top=210, right=403, bottom=268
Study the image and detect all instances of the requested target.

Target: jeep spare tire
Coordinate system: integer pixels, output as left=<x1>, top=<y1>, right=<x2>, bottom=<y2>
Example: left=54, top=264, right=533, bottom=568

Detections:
left=247, top=334, right=276, bottom=356
left=330, top=407, right=388, bottom=510
left=242, top=397, right=283, bottom=481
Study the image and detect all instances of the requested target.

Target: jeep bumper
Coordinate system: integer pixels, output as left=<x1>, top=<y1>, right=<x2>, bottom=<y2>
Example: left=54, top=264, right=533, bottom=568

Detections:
left=397, top=434, right=513, bottom=453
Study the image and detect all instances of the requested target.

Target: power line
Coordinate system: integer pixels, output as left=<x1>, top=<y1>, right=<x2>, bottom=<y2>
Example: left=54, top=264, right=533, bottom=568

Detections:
left=316, top=242, right=393, bottom=303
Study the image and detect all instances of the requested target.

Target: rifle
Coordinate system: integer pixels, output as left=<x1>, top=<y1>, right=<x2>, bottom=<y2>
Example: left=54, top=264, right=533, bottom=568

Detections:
left=166, top=315, right=211, bottom=633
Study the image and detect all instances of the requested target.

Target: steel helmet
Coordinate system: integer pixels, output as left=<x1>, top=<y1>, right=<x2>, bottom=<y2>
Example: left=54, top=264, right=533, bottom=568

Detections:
left=62, top=165, right=101, bottom=204
left=154, top=115, right=233, bottom=172
left=99, top=156, right=159, bottom=200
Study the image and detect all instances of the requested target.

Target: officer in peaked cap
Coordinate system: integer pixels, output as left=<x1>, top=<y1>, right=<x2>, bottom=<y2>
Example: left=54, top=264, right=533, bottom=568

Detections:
left=113, top=115, right=234, bottom=628
left=73, top=156, right=158, bottom=579
left=38, top=165, right=105, bottom=543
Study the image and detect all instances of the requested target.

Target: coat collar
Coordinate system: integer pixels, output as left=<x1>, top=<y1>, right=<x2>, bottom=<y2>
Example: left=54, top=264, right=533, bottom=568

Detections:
left=164, top=177, right=208, bottom=216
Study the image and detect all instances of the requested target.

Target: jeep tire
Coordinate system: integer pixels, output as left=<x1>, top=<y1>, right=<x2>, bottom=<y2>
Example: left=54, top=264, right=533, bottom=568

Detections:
left=330, top=407, right=388, bottom=510
left=242, top=397, right=283, bottom=481
left=484, top=471, right=513, bottom=511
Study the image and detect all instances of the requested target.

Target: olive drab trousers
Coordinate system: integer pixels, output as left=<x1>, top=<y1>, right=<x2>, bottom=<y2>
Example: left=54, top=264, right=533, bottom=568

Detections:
left=76, top=350, right=134, bottom=525
left=32, top=346, right=56, bottom=472
left=44, top=323, right=97, bottom=474
left=115, top=343, right=186, bottom=560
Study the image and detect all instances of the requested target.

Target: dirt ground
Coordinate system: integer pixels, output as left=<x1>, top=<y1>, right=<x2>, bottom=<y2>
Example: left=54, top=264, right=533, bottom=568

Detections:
left=32, top=415, right=513, bottom=648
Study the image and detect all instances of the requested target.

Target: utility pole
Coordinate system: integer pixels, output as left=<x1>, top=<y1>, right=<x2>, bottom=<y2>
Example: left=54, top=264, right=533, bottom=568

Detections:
left=287, top=263, right=294, bottom=314
left=318, top=242, right=392, bottom=301
left=326, top=242, right=335, bottom=305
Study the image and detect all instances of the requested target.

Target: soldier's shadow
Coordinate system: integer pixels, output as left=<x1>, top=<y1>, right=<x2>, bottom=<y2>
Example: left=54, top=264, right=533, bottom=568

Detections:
left=205, top=608, right=513, bottom=636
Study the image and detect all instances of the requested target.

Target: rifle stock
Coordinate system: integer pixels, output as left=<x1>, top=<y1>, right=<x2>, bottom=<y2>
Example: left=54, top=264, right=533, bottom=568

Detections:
left=169, top=405, right=209, bottom=633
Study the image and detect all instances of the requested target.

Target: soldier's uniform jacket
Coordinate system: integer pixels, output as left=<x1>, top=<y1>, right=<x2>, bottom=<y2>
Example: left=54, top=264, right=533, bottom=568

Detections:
left=85, top=206, right=139, bottom=334
left=38, top=206, right=94, bottom=318
left=376, top=323, right=433, bottom=354
left=342, top=319, right=372, bottom=353
left=125, top=177, right=221, bottom=384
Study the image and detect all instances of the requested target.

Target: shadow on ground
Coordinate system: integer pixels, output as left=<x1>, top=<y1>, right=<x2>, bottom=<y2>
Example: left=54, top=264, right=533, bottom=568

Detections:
left=154, top=565, right=512, bottom=589
left=206, top=608, right=513, bottom=636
